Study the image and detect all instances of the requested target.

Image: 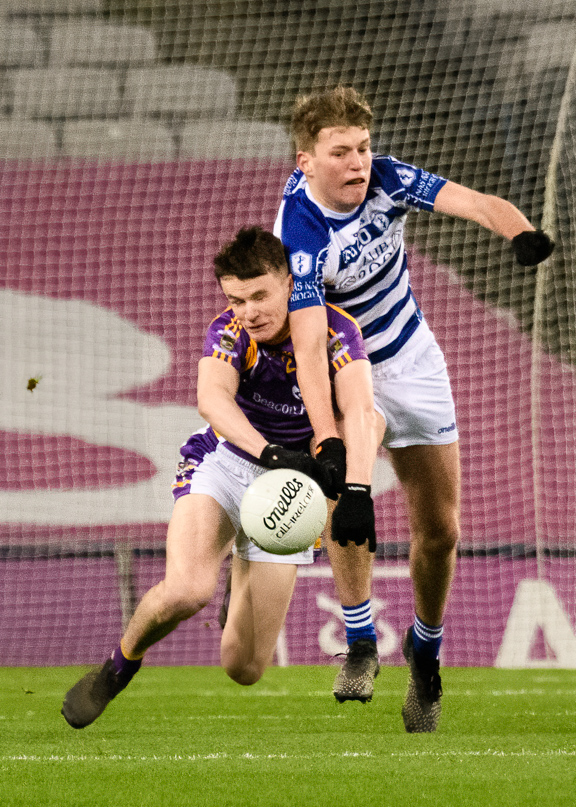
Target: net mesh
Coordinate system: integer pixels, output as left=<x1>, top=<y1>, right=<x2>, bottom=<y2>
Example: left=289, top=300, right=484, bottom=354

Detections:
left=1, top=0, right=575, bottom=668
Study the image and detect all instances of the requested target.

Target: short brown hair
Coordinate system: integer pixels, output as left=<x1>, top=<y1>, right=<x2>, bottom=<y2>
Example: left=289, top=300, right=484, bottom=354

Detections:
left=214, top=226, right=288, bottom=281
left=292, top=86, right=373, bottom=153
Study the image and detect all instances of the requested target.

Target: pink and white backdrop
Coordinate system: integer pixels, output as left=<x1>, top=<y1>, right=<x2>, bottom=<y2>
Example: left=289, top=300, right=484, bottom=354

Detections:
left=1, top=160, right=575, bottom=668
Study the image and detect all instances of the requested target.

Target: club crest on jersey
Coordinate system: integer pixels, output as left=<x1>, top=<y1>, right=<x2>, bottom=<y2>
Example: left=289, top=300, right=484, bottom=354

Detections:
left=217, top=328, right=238, bottom=354
left=372, top=212, right=390, bottom=231
left=396, top=167, right=417, bottom=187
left=290, top=251, right=312, bottom=277
left=328, top=332, right=350, bottom=362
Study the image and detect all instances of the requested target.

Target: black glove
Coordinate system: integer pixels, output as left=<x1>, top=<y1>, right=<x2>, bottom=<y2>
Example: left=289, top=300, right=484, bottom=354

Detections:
left=512, top=230, right=555, bottom=266
left=259, top=443, right=332, bottom=497
left=331, top=483, right=376, bottom=552
left=314, top=437, right=346, bottom=499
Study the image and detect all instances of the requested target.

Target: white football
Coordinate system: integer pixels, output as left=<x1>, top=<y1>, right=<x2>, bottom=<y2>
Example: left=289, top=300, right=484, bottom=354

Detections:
left=240, top=469, right=327, bottom=555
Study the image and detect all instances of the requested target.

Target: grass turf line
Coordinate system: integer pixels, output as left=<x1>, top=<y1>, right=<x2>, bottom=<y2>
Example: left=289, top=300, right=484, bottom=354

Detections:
left=0, top=666, right=575, bottom=807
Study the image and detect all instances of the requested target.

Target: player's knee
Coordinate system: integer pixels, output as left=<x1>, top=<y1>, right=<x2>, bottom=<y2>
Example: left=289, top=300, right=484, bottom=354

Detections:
left=221, top=642, right=264, bottom=686
left=224, top=664, right=263, bottom=686
left=417, top=515, right=460, bottom=557
left=158, top=583, right=214, bottom=622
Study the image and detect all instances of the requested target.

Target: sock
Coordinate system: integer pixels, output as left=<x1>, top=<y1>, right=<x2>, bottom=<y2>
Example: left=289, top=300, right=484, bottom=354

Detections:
left=342, top=599, right=377, bottom=646
left=412, top=614, right=443, bottom=662
left=111, top=643, right=143, bottom=680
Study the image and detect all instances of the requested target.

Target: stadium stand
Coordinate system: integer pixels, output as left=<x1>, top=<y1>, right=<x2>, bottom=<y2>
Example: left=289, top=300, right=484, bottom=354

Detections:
left=0, top=0, right=103, bottom=14
left=9, top=67, right=123, bottom=118
left=178, top=119, right=291, bottom=159
left=48, top=20, right=158, bottom=67
left=0, top=21, right=44, bottom=67
left=122, top=65, right=238, bottom=119
left=0, top=119, right=57, bottom=157
left=61, top=119, right=176, bottom=159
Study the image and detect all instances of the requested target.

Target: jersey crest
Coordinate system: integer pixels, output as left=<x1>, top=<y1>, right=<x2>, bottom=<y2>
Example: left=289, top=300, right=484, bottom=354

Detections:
left=290, top=251, right=312, bottom=277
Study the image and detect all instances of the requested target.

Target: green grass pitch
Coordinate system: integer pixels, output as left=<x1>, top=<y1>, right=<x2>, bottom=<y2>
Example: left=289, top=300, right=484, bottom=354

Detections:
left=1, top=665, right=575, bottom=807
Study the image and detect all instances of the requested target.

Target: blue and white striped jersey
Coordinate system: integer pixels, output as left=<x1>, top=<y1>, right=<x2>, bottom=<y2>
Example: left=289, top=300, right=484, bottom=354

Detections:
left=274, top=155, right=447, bottom=366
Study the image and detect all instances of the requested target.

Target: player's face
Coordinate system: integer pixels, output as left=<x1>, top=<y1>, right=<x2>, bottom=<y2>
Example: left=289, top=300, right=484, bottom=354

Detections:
left=219, top=268, right=293, bottom=344
left=297, top=126, right=372, bottom=213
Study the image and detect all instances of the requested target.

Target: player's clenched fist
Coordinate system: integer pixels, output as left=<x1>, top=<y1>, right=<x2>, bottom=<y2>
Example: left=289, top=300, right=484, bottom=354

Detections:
left=512, top=230, right=554, bottom=266
left=259, top=443, right=333, bottom=498
left=314, top=437, right=346, bottom=499
left=331, top=483, right=376, bottom=552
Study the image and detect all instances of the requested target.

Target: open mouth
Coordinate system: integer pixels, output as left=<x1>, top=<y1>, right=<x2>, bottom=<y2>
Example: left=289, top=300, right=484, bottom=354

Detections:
left=345, top=178, right=365, bottom=186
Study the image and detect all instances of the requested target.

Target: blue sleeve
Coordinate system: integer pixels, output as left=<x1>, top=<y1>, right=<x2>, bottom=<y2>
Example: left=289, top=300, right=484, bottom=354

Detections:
left=276, top=194, right=329, bottom=312
left=384, top=157, right=448, bottom=211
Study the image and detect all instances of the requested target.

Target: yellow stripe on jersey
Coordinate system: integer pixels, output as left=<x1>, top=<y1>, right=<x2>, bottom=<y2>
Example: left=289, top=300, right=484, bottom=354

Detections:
left=210, top=349, right=233, bottom=363
left=327, top=325, right=353, bottom=372
left=243, top=337, right=258, bottom=372
left=326, top=302, right=363, bottom=335
left=208, top=310, right=258, bottom=371
left=332, top=353, right=352, bottom=370
left=205, top=306, right=236, bottom=331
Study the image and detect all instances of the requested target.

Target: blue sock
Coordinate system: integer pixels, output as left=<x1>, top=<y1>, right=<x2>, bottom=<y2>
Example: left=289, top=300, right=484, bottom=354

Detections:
left=342, top=599, right=377, bottom=645
left=412, top=614, right=443, bottom=662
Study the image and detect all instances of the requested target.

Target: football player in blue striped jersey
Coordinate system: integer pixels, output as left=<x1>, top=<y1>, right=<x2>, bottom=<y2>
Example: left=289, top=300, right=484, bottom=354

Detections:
left=275, top=86, right=554, bottom=731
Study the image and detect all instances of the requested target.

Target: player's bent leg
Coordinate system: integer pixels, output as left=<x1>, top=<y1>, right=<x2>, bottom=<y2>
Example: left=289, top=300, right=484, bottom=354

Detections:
left=389, top=441, right=460, bottom=732
left=220, top=556, right=297, bottom=686
left=389, top=442, right=460, bottom=625
left=62, top=494, right=235, bottom=728
left=326, top=409, right=384, bottom=703
left=218, top=560, right=233, bottom=630
left=325, top=505, right=374, bottom=608
left=325, top=506, right=379, bottom=703
left=123, top=494, right=236, bottom=656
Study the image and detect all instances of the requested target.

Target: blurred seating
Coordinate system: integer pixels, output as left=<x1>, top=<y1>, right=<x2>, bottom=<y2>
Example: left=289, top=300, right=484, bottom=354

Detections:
left=0, top=21, right=44, bottom=67
left=0, top=119, right=57, bottom=157
left=123, top=66, right=237, bottom=119
left=61, top=119, right=176, bottom=160
left=0, top=0, right=103, bottom=14
left=523, top=22, right=576, bottom=71
left=179, top=119, right=291, bottom=159
left=9, top=67, right=122, bottom=118
left=49, top=20, right=157, bottom=67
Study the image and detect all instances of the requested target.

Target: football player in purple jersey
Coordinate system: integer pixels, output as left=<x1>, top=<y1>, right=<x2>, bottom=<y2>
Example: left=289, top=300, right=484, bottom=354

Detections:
left=274, top=86, right=554, bottom=731
left=61, top=227, right=380, bottom=729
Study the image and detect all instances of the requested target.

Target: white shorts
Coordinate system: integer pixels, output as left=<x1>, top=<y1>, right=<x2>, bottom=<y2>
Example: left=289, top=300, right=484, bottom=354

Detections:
left=372, top=336, right=458, bottom=448
left=186, top=443, right=314, bottom=565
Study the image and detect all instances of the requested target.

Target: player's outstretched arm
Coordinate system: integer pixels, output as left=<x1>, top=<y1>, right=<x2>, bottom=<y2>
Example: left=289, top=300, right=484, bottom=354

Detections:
left=330, top=359, right=381, bottom=553
left=198, top=356, right=333, bottom=489
left=289, top=305, right=347, bottom=494
left=289, top=306, right=339, bottom=441
left=197, top=356, right=268, bottom=458
left=433, top=180, right=554, bottom=264
left=333, top=359, right=378, bottom=487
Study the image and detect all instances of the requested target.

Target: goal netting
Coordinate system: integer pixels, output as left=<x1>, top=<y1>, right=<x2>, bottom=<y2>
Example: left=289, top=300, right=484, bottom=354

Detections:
left=1, top=0, right=575, bottom=669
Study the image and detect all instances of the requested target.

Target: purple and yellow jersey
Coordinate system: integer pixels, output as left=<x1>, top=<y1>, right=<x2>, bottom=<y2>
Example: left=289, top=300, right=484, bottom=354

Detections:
left=202, top=302, right=367, bottom=452
left=274, top=155, right=447, bottom=366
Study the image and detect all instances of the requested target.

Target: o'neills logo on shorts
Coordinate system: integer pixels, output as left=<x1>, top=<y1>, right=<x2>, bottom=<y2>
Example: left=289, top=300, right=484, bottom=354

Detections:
left=263, top=477, right=304, bottom=531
